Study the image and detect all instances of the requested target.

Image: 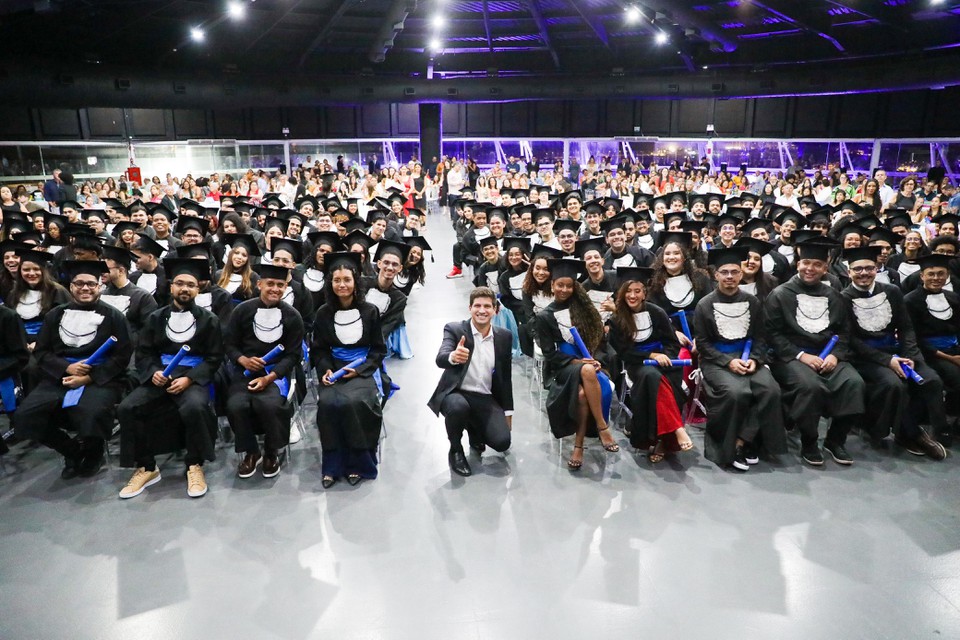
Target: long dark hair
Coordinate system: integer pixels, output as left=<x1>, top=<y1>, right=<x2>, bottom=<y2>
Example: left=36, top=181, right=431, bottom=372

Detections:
left=220, top=212, right=248, bottom=235
left=522, top=256, right=552, bottom=296
left=567, top=280, right=604, bottom=353
left=9, top=260, right=66, bottom=315
left=402, top=257, right=426, bottom=286
left=648, top=241, right=711, bottom=298
left=323, top=264, right=366, bottom=308
left=612, top=279, right=645, bottom=338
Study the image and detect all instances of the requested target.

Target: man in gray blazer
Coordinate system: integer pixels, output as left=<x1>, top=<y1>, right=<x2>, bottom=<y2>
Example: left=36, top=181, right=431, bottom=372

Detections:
left=428, top=287, right=514, bottom=477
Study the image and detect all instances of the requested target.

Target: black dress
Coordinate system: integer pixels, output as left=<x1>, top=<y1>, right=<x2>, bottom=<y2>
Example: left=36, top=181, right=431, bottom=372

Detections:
left=311, top=301, right=388, bottom=479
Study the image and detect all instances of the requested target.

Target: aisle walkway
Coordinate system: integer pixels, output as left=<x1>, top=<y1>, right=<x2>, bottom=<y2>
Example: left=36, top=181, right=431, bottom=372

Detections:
left=2, top=213, right=960, bottom=640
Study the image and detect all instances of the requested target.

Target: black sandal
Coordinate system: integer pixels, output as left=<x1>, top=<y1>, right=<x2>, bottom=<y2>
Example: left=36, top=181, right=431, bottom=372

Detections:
left=568, top=445, right=584, bottom=470
left=347, top=474, right=363, bottom=486
left=598, top=425, right=621, bottom=452
left=322, top=476, right=337, bottom=489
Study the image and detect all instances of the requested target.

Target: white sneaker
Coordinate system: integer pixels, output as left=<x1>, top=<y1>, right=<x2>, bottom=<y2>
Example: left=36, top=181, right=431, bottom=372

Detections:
left=119, top=467, right=161, bottom=499
left=289, top=424, right=302, bottom=444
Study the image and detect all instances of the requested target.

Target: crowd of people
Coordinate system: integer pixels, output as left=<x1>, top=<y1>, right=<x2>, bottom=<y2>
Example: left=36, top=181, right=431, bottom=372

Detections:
left=0, top=154, right=958, bottom=498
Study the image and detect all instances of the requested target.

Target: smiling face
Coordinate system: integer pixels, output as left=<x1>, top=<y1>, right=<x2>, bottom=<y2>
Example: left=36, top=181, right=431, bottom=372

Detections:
left=921, top=266, right=948, bottom=293
left=331, top=266, right=355, bottom=301
left=3, top=250, right=19, bottom=275
left=230, top=246, right=249, bottom=269
left=20, top=261, right=42, bottom=286
left=377, top=250, right=403, bottom=282
left=796, top=257, right=828, bottom=284
left=623, top=282, right=645, bottom=311
left=662, top=243, right=685, bottom=274
left=583, top=249, right=604, bottom=274
left=469, top=294, right=496, bottom=328
left=532, top=258, right=550, bottom=284
left=551, top=276, right=574, bottom=303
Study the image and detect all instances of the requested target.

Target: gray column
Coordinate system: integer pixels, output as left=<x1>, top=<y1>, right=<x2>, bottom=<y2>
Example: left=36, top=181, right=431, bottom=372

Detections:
left=418, top=103, right=442, bottom=169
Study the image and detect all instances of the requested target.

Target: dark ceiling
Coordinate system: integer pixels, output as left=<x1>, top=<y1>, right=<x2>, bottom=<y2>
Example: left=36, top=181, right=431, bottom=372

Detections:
left=2, top=0, right=959, bottom=79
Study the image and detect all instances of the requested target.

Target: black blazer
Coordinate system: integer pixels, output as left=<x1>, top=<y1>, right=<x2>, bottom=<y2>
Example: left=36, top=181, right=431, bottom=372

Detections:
left=427, top=319, right=514, bottom=416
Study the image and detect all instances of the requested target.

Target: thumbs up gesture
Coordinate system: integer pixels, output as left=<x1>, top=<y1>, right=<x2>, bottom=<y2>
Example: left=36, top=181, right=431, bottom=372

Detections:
left=451, top=335, right=471, bottom=364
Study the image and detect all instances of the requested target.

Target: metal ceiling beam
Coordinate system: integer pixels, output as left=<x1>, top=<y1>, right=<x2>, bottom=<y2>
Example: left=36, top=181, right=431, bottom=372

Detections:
left=746, top=0, right=845, bottom=52
left=565, top=0, right=610, bottom=50
left=298, top=0, right=353, bottom=67
left=482, top=0, right=494, bottom=52
left=368, top=0, right=417, bottom=63
left=243, top=0, right=306, bottom=54
left=522, top=0, right=561, bottom=69
left=823, top=0, right=909, bottom=33
left=635, top=0, right=737, bottom=52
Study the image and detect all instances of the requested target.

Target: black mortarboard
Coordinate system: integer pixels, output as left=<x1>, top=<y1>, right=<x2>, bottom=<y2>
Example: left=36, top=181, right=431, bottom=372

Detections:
left=486, top=206, right=507, bottom=221
left=575, top=238, right=606, bottom=259
left=531, top=244, right=564, bottom=260
left=842, top=246, right=882, bottom=264
left=547, top=258, right=586, bottom=281
left=708, top=247, right=749, bottom=268
left=735, top=237, right=774, bottom=257
left=101, top=245, right=136, bottom=265
left=261, top=195, right=285, bottom=209
left=175, top=242, right=212, bottom=260
left=44, top=212, right=68, bottom=229
left=295, top=195, right=319, bottom=211
left=176, top=216, right=206, bottom=236
left=151, top=205, right=176, bottom=221
left=933, top=213, right=960, bottom=229
left=664, top=211, right=687, bottom=229
left=479, top=236, right=500, bottom=251
left=659, top=231, right=694, bottom=249
left=180, top=200, right=211, bottom=218
left=885, top=212, right=912, bottom=231
left=62, top=260, right=108, bottom=280
left=307, top=231, right=343, bottom=250
left=344, top=230, right=373, bottom=251
left=111, top=221, right=140, bottom=237
left=917, top=254, right=953, bottom=272
left=341, top=218, right=371, bottom=234
left=59, top=200, right=82, bottom=213
left=254, top=263, right=291, bottom=281
left=680, top=220, right=706, bottom=235
left=322, top=251, right=362, bottom=274
left=687, top=194, right=707, bottom=210
left=600, top=216, right=628, bottom=236
left=553, top=219, right=581, bottom=235
left=774, top=209, right=805, bottom=228
left=866, top=227, right=902, bottom=246
left=375, top=239, right=412, bottom=263
left=133, top=235, right=165, bottom=258
left=270, top=238, right=304, bottom=263
left=795, top=238, right=839, bottom=262
left=81, top=209, right=107, bottom=221
left=220, top=233, right=261, bottom=258
left=501, top=236, right=531, bottom=256
left=405, top=236, right=433, bottom=253
left=164, top=257, right=210, bottom=282
left=14, top=248, right=54, bottom=265
left=534, top=209, right=555, bottom=223
left=615, top=266, right=654, bottom=285
left=262, top=217, right=288, bottom=235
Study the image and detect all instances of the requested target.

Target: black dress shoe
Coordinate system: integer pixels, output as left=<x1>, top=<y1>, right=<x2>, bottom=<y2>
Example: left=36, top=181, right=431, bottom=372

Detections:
left=823, top=440, right=853, bottom=465
left=469, top=441, right=486, bottom=456
left=61, top=457, right=80, bottom=480
left=801, top=444, right=824, bottom=467
left=77, top=453, right=104, bottom=478
left=448, top=450, right=472, bottom=477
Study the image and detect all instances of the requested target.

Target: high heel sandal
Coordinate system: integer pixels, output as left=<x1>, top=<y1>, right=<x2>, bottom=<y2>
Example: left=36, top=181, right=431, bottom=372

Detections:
left=597, top=425, right=620, bottom=452
left=648, top=440, right=666, bottom=464
left=567, top=445, right=584, bottom=470
left=347, top=474, right=362, bottom=486
left=322, top=476, right=337, bottom=489
left=676, top=427, right=694, bottom=452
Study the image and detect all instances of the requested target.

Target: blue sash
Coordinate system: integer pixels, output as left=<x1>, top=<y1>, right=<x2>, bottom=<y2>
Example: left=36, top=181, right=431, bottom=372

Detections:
left=62, top=345, right=114, bottom=409
left=0, top=377, right=17, bottom=412
left=386, top=325, right=414, bottom=359
left=863, top=334, right=898, bottom=350
left=633, top=340, right=663, bottom=353
left=331, top=346, right=398, bottom=399
left=923, top=335, right=959, bottom=350
left=160, top=353, right=205, bottom=368
left=23, top=320, right=42, bottom=336
left=714, top=338, right=748, bottom=354
left=557, top=342, right=613, bottom=422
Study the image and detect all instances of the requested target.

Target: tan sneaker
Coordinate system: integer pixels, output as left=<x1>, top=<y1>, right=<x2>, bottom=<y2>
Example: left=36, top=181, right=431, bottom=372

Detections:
left=186, top=464, right=207, bottom=498
left=119, top=467, right=161, bottom=499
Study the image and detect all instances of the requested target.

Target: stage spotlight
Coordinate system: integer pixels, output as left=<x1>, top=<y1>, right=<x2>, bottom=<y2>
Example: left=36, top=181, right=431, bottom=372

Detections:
left=655, top=31, right=668, bottom=45
left=428, top=37, right=442, bottom=52
left=228, top=1, right=245, bottom=19
left=432, top=14, right=445, bottom=28
left=190, top=27, right=205, bottom=42
left=625, top=6, right=641, bottom=24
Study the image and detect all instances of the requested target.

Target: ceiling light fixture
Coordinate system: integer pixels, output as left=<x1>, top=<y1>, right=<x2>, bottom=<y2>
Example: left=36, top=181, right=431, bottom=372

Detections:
left=625, top=6, right=641, bottom=24
left=428, top=37, right=442, bottom=52
left=655, top=31, right=668, bottom=44
left=190, top=27, right=205, bottom=42
left=432, top=14, right=446, bottom=28
left=227, top=1, right=245, bottom=19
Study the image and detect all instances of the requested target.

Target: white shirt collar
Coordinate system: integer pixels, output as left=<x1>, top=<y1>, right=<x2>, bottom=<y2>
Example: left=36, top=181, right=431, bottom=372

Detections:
left=471, top=321, right=493, bottom=341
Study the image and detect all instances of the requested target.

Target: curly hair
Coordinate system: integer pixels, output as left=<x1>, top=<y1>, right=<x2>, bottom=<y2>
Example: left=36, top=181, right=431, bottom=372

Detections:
left=647, top=241, right=711, bottom=299
left=522, top=257, right=552, bottom=296
left=323, top=263, right=366, bottom=308
left=567, top=281, right=604, bottom=353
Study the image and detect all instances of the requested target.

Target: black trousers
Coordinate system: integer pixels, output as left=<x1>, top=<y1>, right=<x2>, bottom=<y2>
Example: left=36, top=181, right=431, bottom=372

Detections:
left=854, top=360, right=946, bottom=441
left=226, top=378, right=289, bottom=455
left=15, top=380, right=120, bottom=456
left=928, top=356, right=960, bottom=422
left=117, top=384, right=215, bottom=468
left=770, top=360, right=865, bottom=447
left=440, top=390, right=511, bottom=453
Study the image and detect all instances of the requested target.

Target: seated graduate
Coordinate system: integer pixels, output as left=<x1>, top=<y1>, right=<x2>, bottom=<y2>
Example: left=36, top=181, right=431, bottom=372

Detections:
left=174, top=242, right=233, bottom=324
left=130, top=235, right=170, bottom=306
left=904, top=253, right=960, bottom=448
left=428, top=286, right=514, bottom=478
left=215, top=233, right=261, bottom=306
left=602, top=214, right=656, bottom=269
left=734, top=237, right=780, bottom=303
left=298, top=231, right=342, bottom=309
left=0, top=301, right=31, bottom=457
left=578, top=238, right=618, bottom=323
left=764, top=238, right=866, bottom=467
left=117, top=258, right=224, bottom=500
left=394, top=236, right=430, bottom=297
left=497, top=236, right=532, bottom=331
left=694, top=247, right=786, bottom=472
left=520, top=244, right=562, bottom=357
left=100, top=245, right=159, bottom=347
left=842, top=247, right=947, bottom=459
left=899, top=235, right=959, bottom=294
left=13, top=260, right=132, bottom=479
left=362, top=239, right=411, bottom=360
left=7, top=248, right=70, bottom=354
left=312, top=252, right=388, bottom=489
left=473, top=235, right=502, bottom=290
left=270, top=237, right=316, bottom=327
left=534, top=259, right=620, bottom=470
left=225, top=263, right=305, bottom=480
left=607, top=267, right=691, bottom=461
left=647, top=231, right=715, bottom=352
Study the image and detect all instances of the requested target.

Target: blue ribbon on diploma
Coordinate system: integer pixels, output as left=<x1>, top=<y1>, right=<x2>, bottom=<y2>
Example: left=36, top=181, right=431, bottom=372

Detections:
left=62, top=336, right=118, bottom=408
left=569, top=326, right=592, bottom=360
left=893, top=354, right=925, bottom=383
left=161, top=345, right=191, bottom=377
left=330, top=357, right=366, bottom=382
left=243, top=344, right=285, bottom=377
left=740, top=339, right=753, bottom=362
left=642, top=359, right=693, bottom=367
left=818, top=335, right=839, bottom=360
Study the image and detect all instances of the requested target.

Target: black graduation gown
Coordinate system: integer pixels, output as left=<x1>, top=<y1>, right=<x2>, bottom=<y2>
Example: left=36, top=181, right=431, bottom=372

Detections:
left=603, top=245, right=655, bottom=270
left=280, top=278, right=316, bottom=327
left=295, top=264, right=327, bottom=311
left=694, top=289, right=786, bottom=465
left=0, top=305, right=29, bottom=454
left=195, top=284, right=233, bottom=326
left=118, top=302, right=224, bottom=466
left=361, top=275, right=407, bottom=340
left=582, top=270, right=618, bottom=320
left=8, top=286, right=71, bottom=342
left=843, top=282, right=945, bottom=440
left=311, top=302, right=386, bottom=464
left=608, top=302, right=685, bottom=449
left=474, top=260, right=502, bottom=291
left=498, top=267, right=528, bottom=323
left=101, top=281, right=159, bottom=348
left=763, top=275, right=865, bottom=431
left=213, top=269, right=260, bottom=306
left=648, top=271, right=714, bottom=338
left=533, top=300, right=613, bottom=439
left=15, top=299, right=133, bottom=441
left=130, top=267, right=170, bottom=307
left=904, top=287, right=960, bottom=413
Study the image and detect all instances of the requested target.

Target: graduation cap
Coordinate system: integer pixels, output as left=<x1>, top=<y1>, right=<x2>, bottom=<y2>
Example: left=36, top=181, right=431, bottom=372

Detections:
left=261, top=195, right=285, bottom=209
left=531, top=244, right=564, bottom=260
left=180, top=200, right=213, bottom=218
left=4, top=219, right=32, bottom=238
left=560, top=191, right=583, bottom=206
left=664, top=211, right=687, bottom=229
left=262, top=217, right=288, bottom=235
left=917, top=253, right=953, bottom=272
left=853, top=214, right=882, bottom=230
left=3, top=210, right=29, bottom=225
left=64, top=223, right=97, bottom=239
left=602, top=197, right=622, bottom=213
left=806, top=208, right=832, bottom=227
left=574, top=238, right=606, bottom=259
left=600, top=216, right=629, bottom=236
left=740, top=218, right=771, bottom=237
left=832, top=201, right=864, bottom=217
left=499, top=188, right=516, bottom=201
left=478, top=235, right=500, bottom=252
left=375, top=238, right=413, bottom=264
left=735, top=237, right=774, bottom=257
left=650, top=194, right=673, bottom=210
left=322, top=251, right=362, bottom=274
left=0, top=240, right=29, bottom=256
left=501, top=236, right=531, bottom=257
left=680, top=220, right=706, bottom=235
left=773, top=209, right=805, bottom=229
left=282, top=210, right=309, bottom=229
left=534, top=209, right=556, bottom=223
left=687, top=194, right=708, bottom=211
left=486, top=206, right=508, bottom=222
left=233, top=202, right=257, bottom=216
left=44, top=212, right=69, bottom=229
left=933, top=213, right=960, bottom=229
left=511, top=188, right=530, bottom=202
left=716, top=213, right=742, bottom=230
left=59, top=200, right=82, bottom=213
left=616, top=266, right=654, bottom=285
left=15, top=248, right=54, bottom=266
left=798, top=196, right=819, bottom=210
left=842, top=246, right=882, bottom=264
left=341, top=217, right=371, bottom=234
left=164, top=257, right=210, bottom=282
left=633, top=194, right=653, bottom=209
left=133, top=235, right=166, bottom=258
left=705, top=193, right=724, bottom=208
left=628, top=208, right=651, bottom=223
left=111, top=221, right=140, bottom=237
left=723, top=196, right=744, bottom=209
left=547, top=258, right=586, bottom=281
left=254, top=263, right=291, bottom=281
left=307, top=231, right=343, bottom=250
left=708, top=247, right=749, bottom=268
left=795, top=237, right=840, bottom=262
left=219, top=234, right=259, bottom=259
left=100, top=245, right=136, bottom=265
left=343, top=230, right=374, bottom=252
left=176, top=216, right=207, bottom=236
left=405, top=235, right=433, bottom=253
left=866, top=227, right=902, bottom=247
left=295, top=195, right=320, bottom=212
left=15, top=231, right=43, bottom=245
left=268, top=237, right=302, bottom=263
left=667, top=192, right=687, bottom=207
left=175, top=242, right=213, bottom=260
left=885, top=212, right=912, bottom=231
left=62, top=259, right=109, bottom=281
left=833, top=218, right=865, bottom=240
left=553, top=219, right=581, bottom=235
left=740, top=192, right=759, bottom=207
left=102, top=197, right=125, bottom=211
left=151, top=205, right=176, bottom=221
left=659, top=231, right=694, bottom=249
left=81, top=209, right=107, bottom=222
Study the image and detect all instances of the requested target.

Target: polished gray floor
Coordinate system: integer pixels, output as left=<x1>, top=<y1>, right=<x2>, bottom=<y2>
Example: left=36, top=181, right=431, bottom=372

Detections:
left=3, top=217, right=960, bottom=640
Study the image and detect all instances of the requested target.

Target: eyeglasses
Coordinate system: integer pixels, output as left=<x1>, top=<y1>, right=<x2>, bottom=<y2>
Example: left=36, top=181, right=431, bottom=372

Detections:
left=715, top=269, right=741, bottom=277
left=172, top=280, right=199, bottom=289
left=849, top=266, right=877, bottom=274
left=71, top=281, right=99, bottom=289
